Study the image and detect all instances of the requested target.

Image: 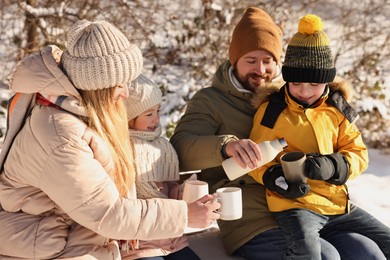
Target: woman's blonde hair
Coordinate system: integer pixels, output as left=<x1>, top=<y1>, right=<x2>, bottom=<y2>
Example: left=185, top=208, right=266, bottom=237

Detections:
left=79, top=87, right=135, bottom=197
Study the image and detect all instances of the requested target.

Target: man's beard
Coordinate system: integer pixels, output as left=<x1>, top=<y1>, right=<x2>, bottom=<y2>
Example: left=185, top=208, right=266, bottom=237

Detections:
left=240, top=72, right=271, bottom=92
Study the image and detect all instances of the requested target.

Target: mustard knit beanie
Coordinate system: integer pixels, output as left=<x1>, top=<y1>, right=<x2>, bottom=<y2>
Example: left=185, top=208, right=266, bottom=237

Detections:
left=126, top=74, right=162, bottom=120
left=229, top=7, right=282, bottom=66
left=61, top=20, right=143, bottom=90
left=282, top=14, right=336, bottom=83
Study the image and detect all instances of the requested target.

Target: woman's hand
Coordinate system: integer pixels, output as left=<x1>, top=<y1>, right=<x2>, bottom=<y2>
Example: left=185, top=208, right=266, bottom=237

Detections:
left=187, top=194, right=220, bottom=228
left=83, top=130, right=114, bottom=173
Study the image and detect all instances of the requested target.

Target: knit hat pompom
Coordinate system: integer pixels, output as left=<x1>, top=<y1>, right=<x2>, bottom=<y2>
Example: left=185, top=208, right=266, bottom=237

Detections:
left=282, top=14, right=336, bottom=83
left=229, top=7, right=282, bottom=65
left=125, top=74, right=162, bottom=120
left=298, top=14, right=323, bottom=34
left=61, top=20, right=143, bottom=91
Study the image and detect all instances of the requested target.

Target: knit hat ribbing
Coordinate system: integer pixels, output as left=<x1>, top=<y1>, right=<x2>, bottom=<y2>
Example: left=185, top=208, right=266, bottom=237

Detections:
left=126, top=74, right=162, bottom=120
left=61, top=20, right=143, bottom=90
left=282, top=14, right=336, bottom=83
left=229, top=7, right=282, bottom=65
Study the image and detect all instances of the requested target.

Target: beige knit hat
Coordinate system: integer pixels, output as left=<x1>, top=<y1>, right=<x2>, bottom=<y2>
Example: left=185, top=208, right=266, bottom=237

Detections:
left=61, top=20, right=143, bottom=90
left=125, top=74, right=162, bottom=120
left=229, top=7, right=282, bottom=66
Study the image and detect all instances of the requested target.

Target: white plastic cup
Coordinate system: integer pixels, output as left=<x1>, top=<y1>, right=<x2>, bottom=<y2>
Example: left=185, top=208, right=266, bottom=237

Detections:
left=280, top=151, right=307, bottom=183
left=216, top=187, right=242, bottom=221
left=182, top=180, right=209, bottom=203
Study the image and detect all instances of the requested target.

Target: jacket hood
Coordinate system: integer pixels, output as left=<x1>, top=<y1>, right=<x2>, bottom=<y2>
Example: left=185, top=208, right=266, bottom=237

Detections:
left=9, top=45, right=81, bottom=99
left=251, top=76, right=353, bottom=109
left=327, top=76, right=353, bottom=101
left=251, top=78, right=285, bottom=108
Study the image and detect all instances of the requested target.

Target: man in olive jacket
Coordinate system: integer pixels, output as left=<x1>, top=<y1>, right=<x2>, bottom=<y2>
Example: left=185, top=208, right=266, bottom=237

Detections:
left=171, top=7, right=291, bottom=258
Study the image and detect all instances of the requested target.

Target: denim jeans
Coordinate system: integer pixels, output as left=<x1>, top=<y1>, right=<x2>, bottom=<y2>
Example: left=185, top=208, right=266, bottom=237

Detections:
left=234, top=227, right=340, bottom=260
left=137, top=246, right=200, bottom=260
left=273, top=208, right=325, bottom=260
left=268, top=204, right=389, bottom=260
left=321, top=203, right=390, bottom=259
left=235, top=204, right=389, bottom=260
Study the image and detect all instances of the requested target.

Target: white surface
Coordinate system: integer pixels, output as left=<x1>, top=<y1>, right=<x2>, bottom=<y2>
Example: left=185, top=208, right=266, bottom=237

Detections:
left=348, top=149, right=390, bottom=227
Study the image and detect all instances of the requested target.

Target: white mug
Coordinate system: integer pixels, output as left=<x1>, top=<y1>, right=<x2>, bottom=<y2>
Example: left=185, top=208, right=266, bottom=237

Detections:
left=182, top=180, right=209, bottom=203
left=216, top=187, right=242, bottom=221
left=280, top=151, right=307, bottom=183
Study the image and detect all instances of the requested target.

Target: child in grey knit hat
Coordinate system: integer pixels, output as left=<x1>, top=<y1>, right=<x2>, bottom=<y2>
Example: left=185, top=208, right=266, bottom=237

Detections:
left=121, top=74, right=200, bottom=259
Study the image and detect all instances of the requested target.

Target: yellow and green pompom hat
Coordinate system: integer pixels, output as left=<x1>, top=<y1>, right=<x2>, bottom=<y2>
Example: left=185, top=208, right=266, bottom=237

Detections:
left=282, top=14, right=336, bottom=83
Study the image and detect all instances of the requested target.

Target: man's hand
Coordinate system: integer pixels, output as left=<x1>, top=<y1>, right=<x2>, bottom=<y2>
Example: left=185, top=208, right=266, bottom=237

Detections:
left=224, top=139, right=262, bottom=169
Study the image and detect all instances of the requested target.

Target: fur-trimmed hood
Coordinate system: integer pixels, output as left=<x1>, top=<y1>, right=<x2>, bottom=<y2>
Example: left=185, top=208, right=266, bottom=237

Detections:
left=251, top=76, right=353, bottom=109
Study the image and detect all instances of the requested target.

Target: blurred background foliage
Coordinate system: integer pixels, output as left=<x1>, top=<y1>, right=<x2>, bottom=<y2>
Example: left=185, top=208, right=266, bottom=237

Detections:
left=0, top=0, right=389, bottom=151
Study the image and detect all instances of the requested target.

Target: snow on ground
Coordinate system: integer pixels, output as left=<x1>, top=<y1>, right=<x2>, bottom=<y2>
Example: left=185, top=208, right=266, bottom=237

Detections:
left=348, top=149, right=390, bottom=227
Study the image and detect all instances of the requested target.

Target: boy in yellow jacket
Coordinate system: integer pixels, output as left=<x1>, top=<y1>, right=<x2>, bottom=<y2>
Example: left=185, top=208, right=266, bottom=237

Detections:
left=249, top=14, right=390, bottom=259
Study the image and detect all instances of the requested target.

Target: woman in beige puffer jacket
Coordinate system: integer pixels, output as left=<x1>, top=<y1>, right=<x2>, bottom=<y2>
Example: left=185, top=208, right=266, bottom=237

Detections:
left=0, top=20, right=219, bottom=260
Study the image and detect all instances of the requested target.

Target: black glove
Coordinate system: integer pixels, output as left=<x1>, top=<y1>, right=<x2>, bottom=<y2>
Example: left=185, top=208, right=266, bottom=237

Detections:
left=263, top=165, right=310, bottom=199
left=304, top=153, right=350, bottom=185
